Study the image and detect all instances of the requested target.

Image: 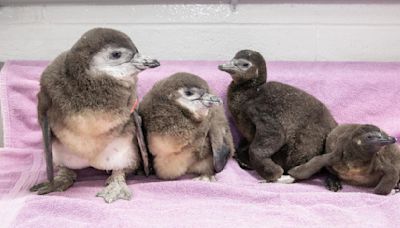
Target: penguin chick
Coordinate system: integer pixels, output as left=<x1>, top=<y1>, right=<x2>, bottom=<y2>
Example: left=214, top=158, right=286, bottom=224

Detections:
left=139, top=72, right=234, bottom=180
left=218, top=50, right=337, bottom=182
left=29, top=27, right=160, bottom=203
left=288, top=124, right=400, bottom=195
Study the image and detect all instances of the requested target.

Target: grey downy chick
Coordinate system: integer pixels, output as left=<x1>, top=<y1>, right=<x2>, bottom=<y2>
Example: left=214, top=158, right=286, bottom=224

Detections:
left=289, top=124, right=400, bottom=195
left=139, top=72, right=234, bottom=181
left=30, top=27, right=159, bottom=203
left=219, top=50, right=337, bottom=183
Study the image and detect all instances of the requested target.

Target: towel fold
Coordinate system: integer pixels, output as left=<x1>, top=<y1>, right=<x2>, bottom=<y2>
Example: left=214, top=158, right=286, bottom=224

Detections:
left=1, top=60, right=399, bottom=227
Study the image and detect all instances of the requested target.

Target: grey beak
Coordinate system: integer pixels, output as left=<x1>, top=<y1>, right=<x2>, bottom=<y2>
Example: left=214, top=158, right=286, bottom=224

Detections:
left=200, top=93, right=223, bottom=107
left=218, top=61, right=237, bottom=73
left=132, top=53, right=160, bottom=69
left=377, top=135, right=397, bottom=146
left=143, top=59, right=160, bottom=68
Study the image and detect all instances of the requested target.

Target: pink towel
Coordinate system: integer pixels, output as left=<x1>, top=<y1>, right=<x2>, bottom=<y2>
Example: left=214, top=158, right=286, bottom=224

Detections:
left=1, top=60, right=400, bottom=227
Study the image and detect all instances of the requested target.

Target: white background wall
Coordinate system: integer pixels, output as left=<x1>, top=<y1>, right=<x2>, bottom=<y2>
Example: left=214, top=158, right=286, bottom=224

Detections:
left=0, top=0, right=400, bottom=62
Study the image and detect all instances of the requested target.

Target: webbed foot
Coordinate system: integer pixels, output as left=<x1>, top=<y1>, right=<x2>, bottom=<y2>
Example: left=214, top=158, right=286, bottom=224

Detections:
left=96, top=170, right=131, bottom=203
left=261, top=163, right=284, bottom=182
left=325, top=174, right=342, bottom=192
left=30, top=168, right=76, bottom=194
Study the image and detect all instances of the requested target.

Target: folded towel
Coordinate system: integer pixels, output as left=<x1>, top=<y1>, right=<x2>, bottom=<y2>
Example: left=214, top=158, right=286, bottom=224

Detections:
left=1, top=60, right=399, bottom=227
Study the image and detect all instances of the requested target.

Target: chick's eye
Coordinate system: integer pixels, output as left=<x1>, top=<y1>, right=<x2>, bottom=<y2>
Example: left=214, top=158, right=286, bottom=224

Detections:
left=366, top=135, right=373, bottom=139
left=243, top=63, right=249, bottom=67
left=185, top=90, right=194, bottom=96
left=111, top=51, right=122, bottom=59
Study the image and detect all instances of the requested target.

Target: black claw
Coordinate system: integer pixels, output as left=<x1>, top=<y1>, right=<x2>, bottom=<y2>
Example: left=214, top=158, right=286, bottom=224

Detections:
left=325, top=174, right=342, bottom=192
left=30, top=176, right=74, bottom=195
left=234, top=149, right=253, bottom=170
left=32, top=182, right=56, bottom=195
left=235, top=157, right=253, bottom=170
left=394, top=183, right=400, bottom=193
left=30, top=183, right=47, bottom=192
left=37, top=187, right=53, bottom=195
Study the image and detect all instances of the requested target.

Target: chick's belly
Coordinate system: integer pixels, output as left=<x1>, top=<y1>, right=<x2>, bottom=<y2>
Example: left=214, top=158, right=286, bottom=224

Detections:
left=53, top=141, right=90, bottom=169
left=339, top=174, right=380, bottom=187
left=148, top=134, right=193, bottom=179
left=154, top=153, right=194, bottom=179
left=333, top=167, right=381, bottom=187
left=235, top=116, right=254, bottom=141
left=91, top=134, right=139, bottom=171
left=147, top=133, right=185, bottom=157
left=188, top=157, right=213, bottom=175
left=53, top=134, right=139, bottom=171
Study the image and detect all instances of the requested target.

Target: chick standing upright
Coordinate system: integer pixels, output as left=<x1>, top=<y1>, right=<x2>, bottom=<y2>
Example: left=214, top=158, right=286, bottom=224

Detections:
left=30, top=28, right=160, bottom=203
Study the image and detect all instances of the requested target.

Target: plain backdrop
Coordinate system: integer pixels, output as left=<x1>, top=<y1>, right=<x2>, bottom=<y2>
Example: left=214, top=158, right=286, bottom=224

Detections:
left=0, top=0, right=400, bottom=62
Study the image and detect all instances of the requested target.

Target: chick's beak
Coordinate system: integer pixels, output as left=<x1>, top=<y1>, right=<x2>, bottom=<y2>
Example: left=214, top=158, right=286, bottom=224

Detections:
left=218, top=61, right=237, bottom=73
left=132, top=53, right=160, bottom=69
left=144, top=59, right=160, bottom=68
left=376, top=135, right=397, bottom=146
left=199, top=93, right=223, bottom=108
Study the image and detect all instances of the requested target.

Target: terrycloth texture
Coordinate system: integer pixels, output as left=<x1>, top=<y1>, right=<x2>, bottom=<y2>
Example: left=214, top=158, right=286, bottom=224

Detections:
left=1, top=60, right=400, bottom=227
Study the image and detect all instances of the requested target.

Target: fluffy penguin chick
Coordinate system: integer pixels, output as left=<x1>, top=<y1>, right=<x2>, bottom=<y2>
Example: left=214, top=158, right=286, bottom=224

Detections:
left=219, top=50, right=337, bottom=182
left=30, top=28, right=160, bottom=203
left=289, top=124, right=400, bottom=195
left=139, top=73, right=234, bottom=180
